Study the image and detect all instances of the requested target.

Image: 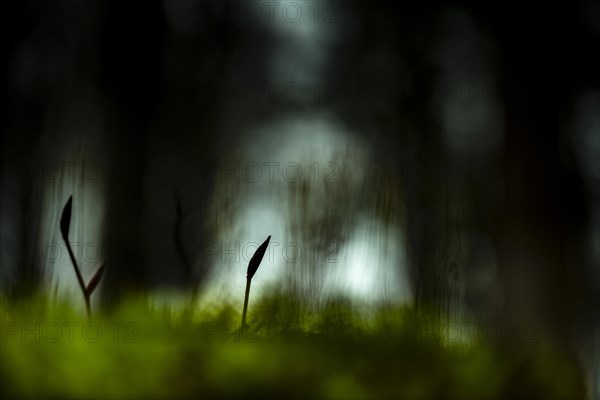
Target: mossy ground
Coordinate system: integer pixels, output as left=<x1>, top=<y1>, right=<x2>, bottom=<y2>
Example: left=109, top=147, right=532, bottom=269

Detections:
left=0, top=292, right=585, bottom=399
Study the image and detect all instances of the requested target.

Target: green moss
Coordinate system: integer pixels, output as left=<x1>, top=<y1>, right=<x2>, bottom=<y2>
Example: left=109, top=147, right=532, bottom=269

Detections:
left=0, top=293, right=585, bottom=399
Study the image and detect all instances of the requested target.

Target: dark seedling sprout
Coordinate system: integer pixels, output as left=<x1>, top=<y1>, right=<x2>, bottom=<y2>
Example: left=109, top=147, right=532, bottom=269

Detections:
left=242, top=235, right=271, bottom=327
left=60, top=196, right=106, bottom=319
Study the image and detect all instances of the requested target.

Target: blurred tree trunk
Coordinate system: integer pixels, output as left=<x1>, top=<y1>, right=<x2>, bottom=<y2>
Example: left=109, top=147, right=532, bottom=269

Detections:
left=99, top=0, right=165, bottom=305
left=495, top=55, right=588, bottom=346
left=481, top=4, right=592, bottom=357
left=2, top=1, right=48, bottom=297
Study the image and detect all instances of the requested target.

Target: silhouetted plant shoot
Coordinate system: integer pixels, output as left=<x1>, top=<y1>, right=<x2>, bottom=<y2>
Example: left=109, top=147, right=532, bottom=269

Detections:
left=241, top=235, right=271, bottom=326
left=60, top=196, right=106, bottom=318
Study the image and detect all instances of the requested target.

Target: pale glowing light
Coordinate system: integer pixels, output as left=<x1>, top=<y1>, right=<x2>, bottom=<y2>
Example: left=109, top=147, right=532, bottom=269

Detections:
left=201, top=113, right=411, bottom=307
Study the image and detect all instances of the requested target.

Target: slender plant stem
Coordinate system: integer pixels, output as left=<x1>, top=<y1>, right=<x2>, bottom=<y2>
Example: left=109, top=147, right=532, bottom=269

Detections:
left=241, top=277, right=252, bottom=327
left=84, top=296, right=91, bottom=319
left=65, top=241, right=85, bottom=294
left=65, top=241, right=91, bottom=318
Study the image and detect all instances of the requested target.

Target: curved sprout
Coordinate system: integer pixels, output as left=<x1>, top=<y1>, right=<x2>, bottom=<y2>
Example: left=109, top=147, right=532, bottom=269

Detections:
left=241, top=235, right=271, bottom=326
left=60, top=196, right=106, bottom=318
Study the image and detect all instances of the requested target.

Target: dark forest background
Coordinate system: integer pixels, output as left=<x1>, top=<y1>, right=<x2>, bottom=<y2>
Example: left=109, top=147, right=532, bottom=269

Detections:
left=1, top=0, right=599, bottom=395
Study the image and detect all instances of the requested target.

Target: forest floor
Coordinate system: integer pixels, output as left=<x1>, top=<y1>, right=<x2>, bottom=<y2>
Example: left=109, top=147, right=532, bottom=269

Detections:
left=0, top=291, right=586, bottom=399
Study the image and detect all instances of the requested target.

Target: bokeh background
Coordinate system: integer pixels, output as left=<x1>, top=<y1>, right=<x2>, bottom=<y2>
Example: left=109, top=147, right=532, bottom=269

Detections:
left=1, top=0, right=599, bottom=397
